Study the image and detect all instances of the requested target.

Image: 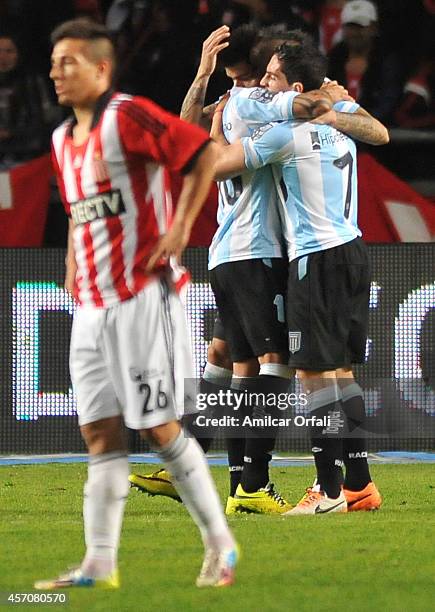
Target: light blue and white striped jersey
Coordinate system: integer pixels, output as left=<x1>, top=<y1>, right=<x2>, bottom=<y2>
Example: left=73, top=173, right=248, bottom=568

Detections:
left=208, top=87, right=298, bottom=270
left=243, top=103, right=361, bottom=261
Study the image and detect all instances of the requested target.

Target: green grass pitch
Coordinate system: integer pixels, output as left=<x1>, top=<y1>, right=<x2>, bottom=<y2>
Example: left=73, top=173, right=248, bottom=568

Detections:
left=1, top=463, right=434, bottom=612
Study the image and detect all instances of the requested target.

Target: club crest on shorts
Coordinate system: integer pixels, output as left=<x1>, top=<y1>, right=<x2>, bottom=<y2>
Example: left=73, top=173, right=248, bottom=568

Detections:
left=288, top=331, right=301, bottom=353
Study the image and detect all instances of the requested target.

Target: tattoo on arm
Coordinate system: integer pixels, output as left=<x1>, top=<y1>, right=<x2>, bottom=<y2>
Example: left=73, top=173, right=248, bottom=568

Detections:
left=334, top=112, right=389, bottom=145
left=203, top=102, right=218, bottom=116
left=180, top=76, right=210, bottom=124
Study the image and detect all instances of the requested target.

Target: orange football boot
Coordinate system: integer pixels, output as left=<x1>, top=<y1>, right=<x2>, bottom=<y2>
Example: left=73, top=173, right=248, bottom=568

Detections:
left=344, top=482, right=382, bottom=511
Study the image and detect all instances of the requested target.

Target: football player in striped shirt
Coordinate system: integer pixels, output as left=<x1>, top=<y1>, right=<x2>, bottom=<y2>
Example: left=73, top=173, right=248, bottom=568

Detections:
left=213, top=39, right=386, bottom=514
left=35, top=18, right=238, bottom=590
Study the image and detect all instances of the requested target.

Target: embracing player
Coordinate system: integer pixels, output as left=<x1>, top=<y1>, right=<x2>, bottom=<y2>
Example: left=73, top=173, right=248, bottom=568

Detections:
left=213, top=39, right=386, bottom=514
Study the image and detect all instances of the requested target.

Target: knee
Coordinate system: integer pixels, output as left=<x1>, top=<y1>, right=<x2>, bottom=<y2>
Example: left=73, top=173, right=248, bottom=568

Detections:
left=141, top=420, right=181, bottom=449
left=80, top=416, right=127, bottom=455
left=207, top=341, right=232, bottom=371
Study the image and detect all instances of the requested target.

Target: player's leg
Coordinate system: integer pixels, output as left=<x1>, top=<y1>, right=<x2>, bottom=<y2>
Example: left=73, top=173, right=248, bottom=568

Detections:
left=129, top=321, right=232, bottom=500
left=209, top=266, right=252, bottom=508
left=232, top=356, right=293, bottom=513
left=227, top=357, right=258, bottom=512
left=236, top=259, right=292, bottom=510
left=35, top=308, right=128, bottom=589
left=337, top=367, right=382, bottom=511
left=121, top=279, right=238, bottom=586
left=184, top=320, right=233, bottom=452
left=287, top=369, right=347, bottom=514
left=78, top=416, right=129, bottom=584
left=141, top=420, right=238, bottom=587
left=336, top=239, right=382, bottom=509
left=284, top=247, right=352, bottom=515
left=212, top=259, right=293, bottom=513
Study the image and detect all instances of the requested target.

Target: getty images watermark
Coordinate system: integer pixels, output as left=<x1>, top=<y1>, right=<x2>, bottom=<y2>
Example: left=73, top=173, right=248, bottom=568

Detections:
left=184, top=384, right=343, bottom=434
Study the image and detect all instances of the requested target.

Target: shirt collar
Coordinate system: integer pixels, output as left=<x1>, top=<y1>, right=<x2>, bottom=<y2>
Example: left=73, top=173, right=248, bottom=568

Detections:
left=67, top=88, right=115, bottom=135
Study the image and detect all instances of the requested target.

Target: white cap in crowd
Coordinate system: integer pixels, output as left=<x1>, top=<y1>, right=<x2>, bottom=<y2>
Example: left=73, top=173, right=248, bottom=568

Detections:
left=341, top=0, right=378, bottom=27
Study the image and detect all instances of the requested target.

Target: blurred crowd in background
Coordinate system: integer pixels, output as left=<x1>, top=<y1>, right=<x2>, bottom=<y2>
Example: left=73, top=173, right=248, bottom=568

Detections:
left=0, top=0, right=434, bottom=244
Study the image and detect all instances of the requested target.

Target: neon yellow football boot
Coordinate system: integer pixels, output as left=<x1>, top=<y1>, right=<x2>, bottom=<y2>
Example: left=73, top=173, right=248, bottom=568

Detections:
left=129, top=469, right=181, bottom=502
left=233, top=482, right=292, bottom=514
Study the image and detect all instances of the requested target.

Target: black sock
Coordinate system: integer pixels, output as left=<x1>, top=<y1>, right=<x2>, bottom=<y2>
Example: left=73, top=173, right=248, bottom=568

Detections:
left=240, top=375, right=287, bottom=493
left=308, top=385, right=344, bottom=499
left=227, top=437, right=245, bottom=496
left=341, top=384, right=371, bottom=490
left=182, top=376, right=230, bottom=454
left=242, top=438, right=273, bottom=492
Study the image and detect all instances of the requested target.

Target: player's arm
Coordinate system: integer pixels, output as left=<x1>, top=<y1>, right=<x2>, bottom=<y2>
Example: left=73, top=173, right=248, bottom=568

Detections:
left=292, top=90, right=334, bottom=120
left=146, top=141, right=218, bottom=270
left=312, top=106, right=390, bottom=145
left=51, top=142, right=77, bottom=294
left=214, top=141, right=247, bottom=180
left=316, top=80, right=389, bottom=145
left=65, top=218, right=77, bottom=294
left=180, top=26, right=230, bottom=126
left=210, top=101, right=246, bottom=178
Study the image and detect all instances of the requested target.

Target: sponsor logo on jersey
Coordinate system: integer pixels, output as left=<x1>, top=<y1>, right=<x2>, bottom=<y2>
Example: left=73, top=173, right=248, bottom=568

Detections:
left=252, top=123, right=274, bottom=141
left=248, top=88, right=276, bottom=103
left=310, top=131, right=321, bottom=151
left=348, top=451, right=368, bottom=459
left=70, top=189, right=126, bottom=225
left=311, top=130, right=348, bottom=150
left=288, top=331, right=301, bottom=353
left=129, top=367, right=164, bottom=381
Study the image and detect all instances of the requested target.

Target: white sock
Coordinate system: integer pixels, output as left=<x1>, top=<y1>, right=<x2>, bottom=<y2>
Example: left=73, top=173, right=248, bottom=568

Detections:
left=203, top=362, right=233, bottom=384
left=259, top=363, right=292, bottom=378
left=81, top=452, right=129, bottom=578
left=159, top=432, right=235, bottom=551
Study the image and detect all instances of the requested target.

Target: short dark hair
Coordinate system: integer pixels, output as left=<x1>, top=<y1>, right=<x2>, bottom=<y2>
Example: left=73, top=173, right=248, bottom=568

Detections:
left=275, top=40, right=327, bottom=90
left=250, top=28, right=313, bottom=78
left=51, top=18, right=115, bottom=64
left=218, top=24, right=259, bottom=71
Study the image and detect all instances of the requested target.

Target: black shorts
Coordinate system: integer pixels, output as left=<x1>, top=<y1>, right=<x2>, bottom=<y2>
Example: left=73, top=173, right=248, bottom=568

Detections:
left=287, top=238, right=370, bottom=371
left=212, top=313, right=226, bottom=341
left=209, top=258, right=288, bottom=362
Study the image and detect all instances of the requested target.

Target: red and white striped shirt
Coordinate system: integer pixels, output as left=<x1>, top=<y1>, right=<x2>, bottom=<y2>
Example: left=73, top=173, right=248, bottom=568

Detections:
left=51, top=91, right=210, bottom=307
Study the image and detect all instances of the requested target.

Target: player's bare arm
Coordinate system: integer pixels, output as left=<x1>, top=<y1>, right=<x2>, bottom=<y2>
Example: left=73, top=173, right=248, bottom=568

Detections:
left=292, top=90, right=334, bottom=120
left=213, top=141, right=246, bottom=181
left=180, top=26, right=230, bottom=125
left=317, top=80, right=389, bottom=145
left=209, top=92, right=230, bottom=146
left=65, top=218, right=77, bottom=294
left=312, top=108, right=390, bottom=145
left=146, top=141, right=219, bottom=270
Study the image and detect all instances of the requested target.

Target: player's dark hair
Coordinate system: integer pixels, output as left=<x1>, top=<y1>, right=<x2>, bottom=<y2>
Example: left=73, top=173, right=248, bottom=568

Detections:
left=218, top=24, right=259, bottom=70
left=51, top=18, right=116, bottom=65
left=275, top=40, right=327, bottom=90
left=250, top=28, right=312, bottom=78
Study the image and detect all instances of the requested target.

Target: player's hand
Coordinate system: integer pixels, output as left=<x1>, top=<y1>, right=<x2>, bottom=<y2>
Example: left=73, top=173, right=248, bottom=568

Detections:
left=321, top=80, right=354, bottom=103
left=210, top=92, right=230, bottom=143
left=215, top=91, right=230, bottom=112
left=146, top=220, right=191, bottom=272
left=197, top=26, right=230, bottom=78
left=311, top=109, right=338, bottom=126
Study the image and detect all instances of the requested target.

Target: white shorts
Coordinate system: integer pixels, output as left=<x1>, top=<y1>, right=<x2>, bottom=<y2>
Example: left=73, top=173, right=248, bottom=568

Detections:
left=70, top=279, right=194, bottom=429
